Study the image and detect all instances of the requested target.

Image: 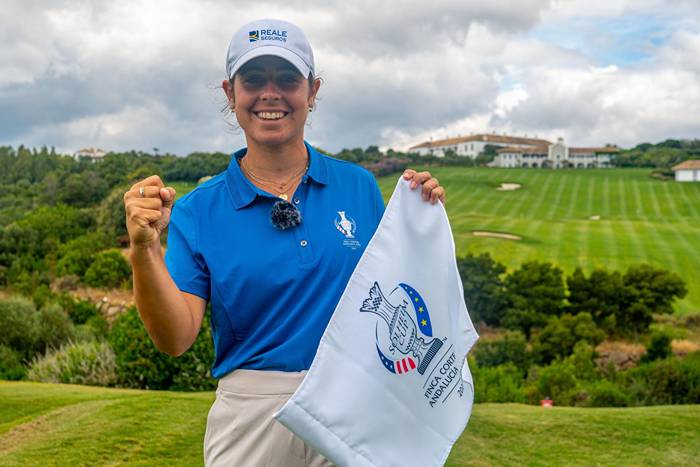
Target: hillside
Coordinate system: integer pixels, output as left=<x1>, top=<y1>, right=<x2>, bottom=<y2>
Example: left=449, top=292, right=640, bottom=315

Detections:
left=1, top=382, right=699, bottom=466
left=376, top=168, right=700, bottom=315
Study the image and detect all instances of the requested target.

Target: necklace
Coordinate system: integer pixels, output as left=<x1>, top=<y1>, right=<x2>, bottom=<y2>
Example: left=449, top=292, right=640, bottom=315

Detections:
left=240, top=157, right=308, bottom=201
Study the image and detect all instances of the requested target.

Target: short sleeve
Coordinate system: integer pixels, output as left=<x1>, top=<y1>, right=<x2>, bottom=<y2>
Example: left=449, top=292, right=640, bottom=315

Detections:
left=165, top=203, right=210, bottom=300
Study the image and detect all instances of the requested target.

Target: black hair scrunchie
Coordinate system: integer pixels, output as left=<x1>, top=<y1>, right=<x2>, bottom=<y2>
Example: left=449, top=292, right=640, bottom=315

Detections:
left=270, top=200, right=302, bottom=230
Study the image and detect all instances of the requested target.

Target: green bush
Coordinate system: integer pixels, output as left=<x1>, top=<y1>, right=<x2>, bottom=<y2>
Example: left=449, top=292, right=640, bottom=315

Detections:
left=622, top=354, right=700, bottom=405
left=84, top=249, right=131, bottom=288
left=57, top=294, right=100, bottom=325
left=170, top=320, right=216, bottom=391
left=580, top=380, right=631, bottom=407
left=27, top=341, right=116, bottom=386
left=0, top=345, right=26, bottom=380
left=35, top=304, right=75, bottom=354
left=0, top=296, right=40, bottom=360
left=503, top=261, right=566, bottom=337
left=472, top=331, right=529, bottom=371
left=457, top=253, right=508, bottom=326
left=472, top=362, right=526, bottom=403
left=525, top=360, right=580, bottom=406
left=108, top=307, right=216, bottom=391
left=641, top=332, right=672, bottom=363
left=56, top=232, right=111, bottom=278
left=109, top=307, right=177, bottom=389
left=531, top=313, right=605, bottom=364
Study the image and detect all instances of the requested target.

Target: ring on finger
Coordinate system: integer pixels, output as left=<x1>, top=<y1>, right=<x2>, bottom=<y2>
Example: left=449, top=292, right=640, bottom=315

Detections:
left=139, top=186, right=145, bottom=198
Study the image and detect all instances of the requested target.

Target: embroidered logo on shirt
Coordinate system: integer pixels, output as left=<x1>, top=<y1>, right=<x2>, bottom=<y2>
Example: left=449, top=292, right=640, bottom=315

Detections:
left=360, top=282, right=466, bottom=408
left=334, top=211, right=361, bottom=249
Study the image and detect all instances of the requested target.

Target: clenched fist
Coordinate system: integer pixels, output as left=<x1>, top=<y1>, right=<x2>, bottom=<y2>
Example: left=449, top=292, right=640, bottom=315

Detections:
left=124, top=175, right=176, bottom=248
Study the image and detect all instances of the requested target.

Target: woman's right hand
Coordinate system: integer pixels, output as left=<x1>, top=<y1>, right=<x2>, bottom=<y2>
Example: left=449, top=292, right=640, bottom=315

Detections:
left=124, top=175, right=176, bottom=249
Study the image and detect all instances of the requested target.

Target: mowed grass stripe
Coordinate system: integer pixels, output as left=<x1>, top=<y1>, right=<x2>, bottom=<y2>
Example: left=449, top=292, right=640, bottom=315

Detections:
left=616, top=177, right=648, bottom=266
left=599, top=176, right=620, bottom=270
left=556, top=175, right=584, bottom=265
left=676, top=182, right=700, bottom=219
left=579, top=176, right=597, bottom=270
left=632, top=179, right=681, bottom=272
left=523, top=172, right=557, bottom=237
left=537, top=172, right=569, bottom=264
left=502, top=173, right=545, bottom=237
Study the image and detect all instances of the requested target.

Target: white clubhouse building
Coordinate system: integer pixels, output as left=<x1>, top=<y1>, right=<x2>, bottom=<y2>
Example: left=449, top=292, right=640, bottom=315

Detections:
left=672, top=160, right=700, bottom=182
left=409, top=133, right=618, bottom=168
left=409, top=133, right=550, bottom=158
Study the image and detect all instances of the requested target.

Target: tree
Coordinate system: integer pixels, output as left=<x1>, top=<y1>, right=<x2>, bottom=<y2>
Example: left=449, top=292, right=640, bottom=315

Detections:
left=456, top=253, right=508, bottom=326
left=97, top=185, right=130, bottom=243
left=531, top=313, right=605, bottom=364
left=566, top=267, right=624, bottom=331
left=503, top=261, right=566, bottom=336
left=617, top=264, right=687, bottom=335
left=84, top=249, right=131, bottom=288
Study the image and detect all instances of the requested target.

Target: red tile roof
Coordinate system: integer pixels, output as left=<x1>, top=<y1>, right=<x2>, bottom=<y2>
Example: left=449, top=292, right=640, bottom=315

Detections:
left=672, top=160, right=700, bottom=171
left=409, top=134, right=551, bottom=150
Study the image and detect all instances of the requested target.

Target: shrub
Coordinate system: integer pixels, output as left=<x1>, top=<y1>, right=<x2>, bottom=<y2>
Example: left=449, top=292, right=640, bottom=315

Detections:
left=580, top=380, right=631, bottom=407
left=531, top=312, right=605, bottom=364
left=457, top=253, right=508, bottom=326
left=472, top=331, right=529, bottom=371
left=57, top=294, right=100, bottom=325
left=641, top=331, right=672, bottom=363
left=622, top=354, right=700, bottom=405
left=109, top=307, right=177, bottom=389
left=170, top=320, right=216, bottom=391
left=503, top=261, right=566, bottom=337
left=56, top=232, right=112, bottom=278
left=0, top=345, right=26, bottom=380
left=109, top=307, right=216, bottom=391
left=35, top=304, right=75, bottom=354
left=27, top=340, right=117, bottom=386
left=0, top=296, right=39, bottom=360
left=472, top=362, right=526, bottom=403
left=525, top=360, right=580, bottom=406
left=96, top=184, right=129, bottom=243
left=84, top=249, right=131, bottom=288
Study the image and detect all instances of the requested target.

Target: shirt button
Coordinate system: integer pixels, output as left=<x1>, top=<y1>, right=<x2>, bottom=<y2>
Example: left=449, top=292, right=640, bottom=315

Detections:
left=294, top=198, right=300, bottom=205
left=300, top=240, right=308, bottom=247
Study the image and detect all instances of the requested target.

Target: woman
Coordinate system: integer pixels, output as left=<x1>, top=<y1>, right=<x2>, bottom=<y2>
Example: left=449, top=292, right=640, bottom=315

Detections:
left=124, top=18, right=445, bottom=466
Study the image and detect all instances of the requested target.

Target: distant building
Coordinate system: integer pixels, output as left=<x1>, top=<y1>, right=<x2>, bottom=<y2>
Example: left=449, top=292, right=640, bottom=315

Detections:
left=408, top=133, right=551, bottom=158
left=73, top=147, right=107, bottom=161
left=493, top=138, right=618, bottom=169
left=672, top=160, right=700, bottom=182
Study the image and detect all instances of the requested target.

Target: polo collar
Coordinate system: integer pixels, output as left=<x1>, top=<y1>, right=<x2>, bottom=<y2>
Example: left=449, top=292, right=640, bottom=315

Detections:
left=225, top=141, right=328, bottom=210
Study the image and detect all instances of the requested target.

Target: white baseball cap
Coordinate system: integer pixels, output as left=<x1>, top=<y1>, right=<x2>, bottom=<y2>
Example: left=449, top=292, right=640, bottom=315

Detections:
left=226, top=19, right=315, bottom=80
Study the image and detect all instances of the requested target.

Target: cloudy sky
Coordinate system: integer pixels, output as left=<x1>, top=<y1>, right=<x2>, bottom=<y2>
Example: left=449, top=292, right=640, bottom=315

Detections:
left=1, top=0, right=699, bottom=155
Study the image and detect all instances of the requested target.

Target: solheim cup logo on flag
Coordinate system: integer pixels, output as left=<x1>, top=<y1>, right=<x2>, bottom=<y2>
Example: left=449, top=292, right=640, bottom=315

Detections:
left=360, top=282, right=466, bottom=407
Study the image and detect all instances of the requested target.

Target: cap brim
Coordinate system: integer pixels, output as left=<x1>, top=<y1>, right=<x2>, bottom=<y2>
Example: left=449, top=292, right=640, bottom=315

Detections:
left=229, top=46, right=311, bottom=79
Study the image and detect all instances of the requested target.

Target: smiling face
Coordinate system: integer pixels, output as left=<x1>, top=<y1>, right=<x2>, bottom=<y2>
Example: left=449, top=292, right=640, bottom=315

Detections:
left=223, top=56, right=320, bottom=149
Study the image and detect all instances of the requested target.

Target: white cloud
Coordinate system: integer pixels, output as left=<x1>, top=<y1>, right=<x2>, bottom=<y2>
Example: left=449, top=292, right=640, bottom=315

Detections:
left=1, top=0, right=698, bottom=155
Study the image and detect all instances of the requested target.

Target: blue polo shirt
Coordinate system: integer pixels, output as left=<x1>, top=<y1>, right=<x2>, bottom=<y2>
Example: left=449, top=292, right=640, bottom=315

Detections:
left=165, top=142, right=385, bottom=378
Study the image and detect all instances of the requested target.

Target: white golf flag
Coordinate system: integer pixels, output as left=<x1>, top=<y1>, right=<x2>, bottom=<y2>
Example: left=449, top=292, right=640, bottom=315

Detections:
left=275, top=177, right=479, bottom=467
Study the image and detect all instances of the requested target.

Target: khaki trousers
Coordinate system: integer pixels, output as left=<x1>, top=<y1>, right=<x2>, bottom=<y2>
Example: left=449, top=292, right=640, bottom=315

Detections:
left=204, top=369, right=334, bottom=467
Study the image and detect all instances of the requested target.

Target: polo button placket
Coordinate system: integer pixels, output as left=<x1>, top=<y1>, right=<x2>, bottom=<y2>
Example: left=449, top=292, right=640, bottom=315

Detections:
left=292, top=180, right=315, bottom=266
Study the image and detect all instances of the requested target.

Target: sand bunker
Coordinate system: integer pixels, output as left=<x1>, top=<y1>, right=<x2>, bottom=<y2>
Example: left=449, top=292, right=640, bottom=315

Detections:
left=471, top=231, right=522, bottom=241
left=497, top=183, right=521, bottom=191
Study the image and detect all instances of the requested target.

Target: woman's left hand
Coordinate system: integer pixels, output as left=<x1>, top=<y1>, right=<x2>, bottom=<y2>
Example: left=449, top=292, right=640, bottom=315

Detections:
left=403, top=169, right=446, bottom=205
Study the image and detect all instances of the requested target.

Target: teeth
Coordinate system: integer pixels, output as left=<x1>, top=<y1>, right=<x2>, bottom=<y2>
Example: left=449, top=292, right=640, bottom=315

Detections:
left=256, top=111, right=285, bottom=120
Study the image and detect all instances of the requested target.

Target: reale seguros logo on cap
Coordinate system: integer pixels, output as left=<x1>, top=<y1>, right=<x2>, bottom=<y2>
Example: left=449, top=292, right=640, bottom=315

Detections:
left=248, top=29, right=287, bottom=43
